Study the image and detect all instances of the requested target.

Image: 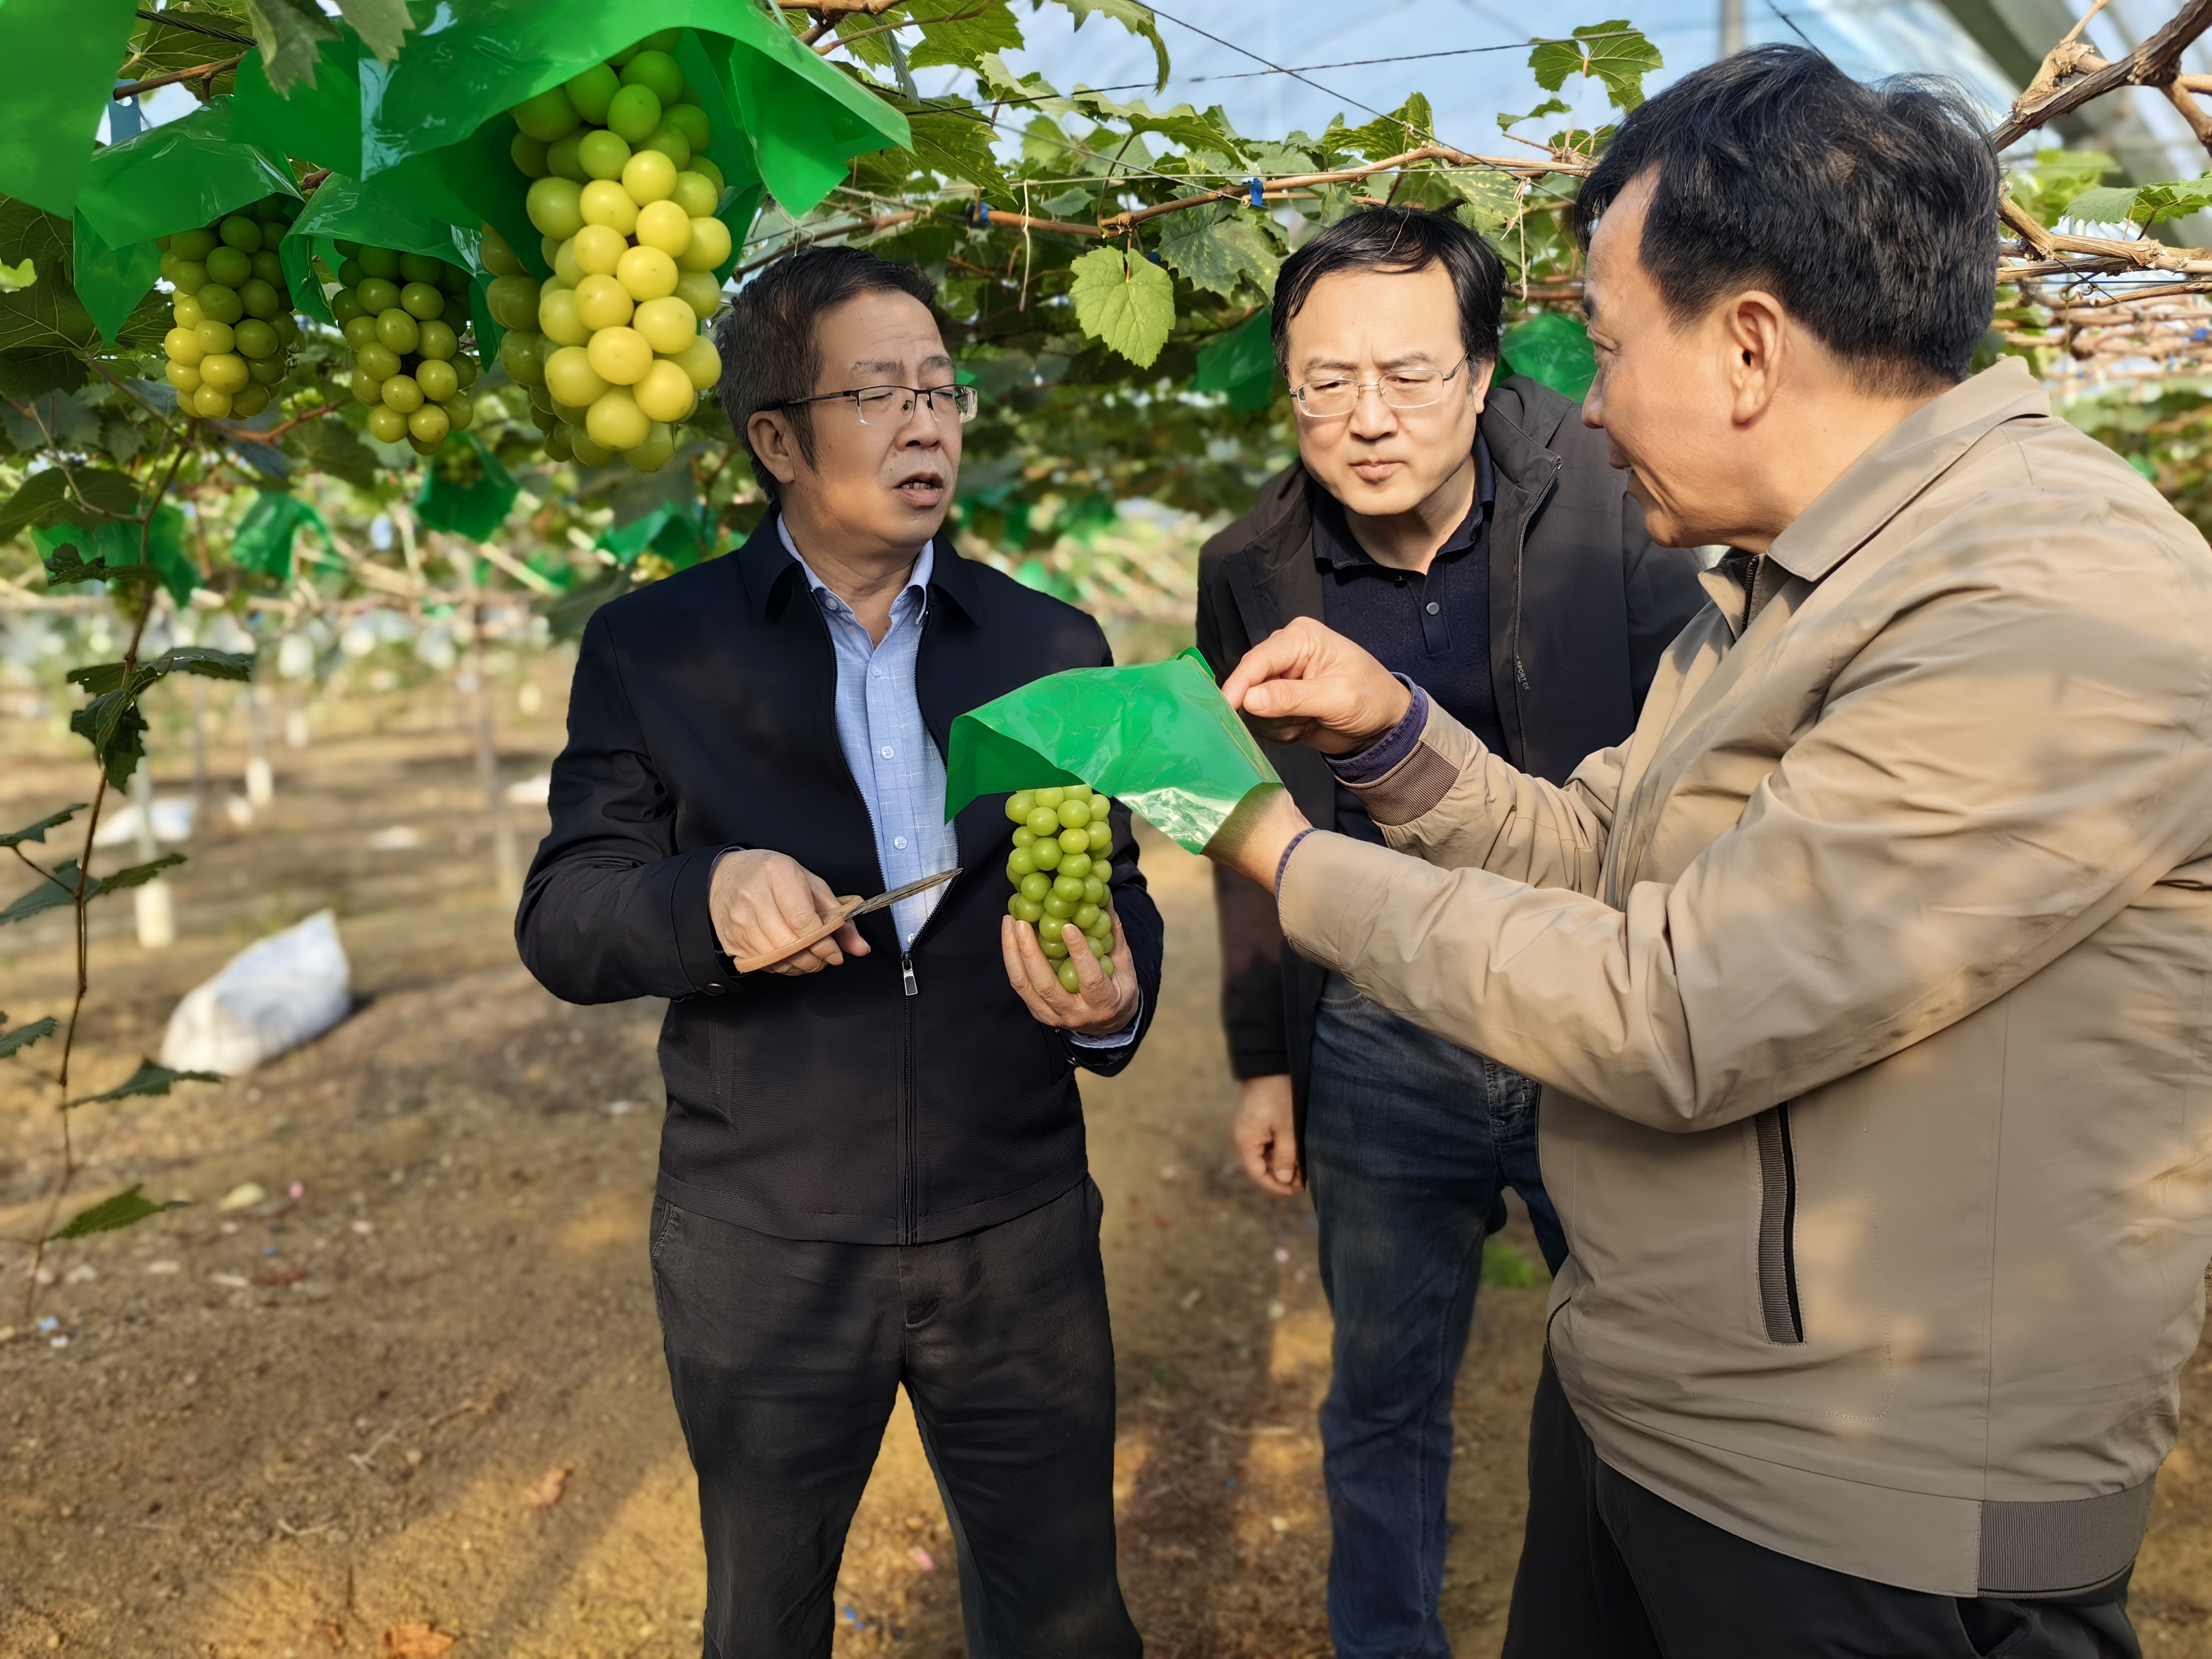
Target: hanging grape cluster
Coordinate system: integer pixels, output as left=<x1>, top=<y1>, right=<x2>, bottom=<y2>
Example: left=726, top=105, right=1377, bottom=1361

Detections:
left=483, top=30, right=729, bottom=474
left=1004, top=785, right=1118, bottom=993
left=326, top=244, right=481, bottom=456
left=158, top=197, right=302, bottom=421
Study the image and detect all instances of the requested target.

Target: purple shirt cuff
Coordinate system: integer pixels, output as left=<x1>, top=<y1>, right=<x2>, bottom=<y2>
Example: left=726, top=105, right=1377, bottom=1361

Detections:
left=1275, top=828, right=1317, bottom=894
left=1328, top=678, right=1429, bottom=787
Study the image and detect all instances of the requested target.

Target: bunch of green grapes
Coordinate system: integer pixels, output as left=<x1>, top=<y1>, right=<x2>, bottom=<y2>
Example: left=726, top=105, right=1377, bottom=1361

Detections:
left=482, top=30, right=727, bottom=473
left=157, top=199, right=302, bottom=420
left=326, top=243, right=480, bottom=456
left=1004, top=785, right=1117, bottom=993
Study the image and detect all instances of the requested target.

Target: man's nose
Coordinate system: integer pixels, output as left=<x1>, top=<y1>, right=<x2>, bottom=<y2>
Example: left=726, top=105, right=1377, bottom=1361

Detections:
left=1348, top=383, right=1399, bottom=435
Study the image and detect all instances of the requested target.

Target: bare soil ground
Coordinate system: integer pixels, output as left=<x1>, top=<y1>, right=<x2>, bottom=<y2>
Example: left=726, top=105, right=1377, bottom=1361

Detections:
left=4, top=674, right=2212, bottom=1658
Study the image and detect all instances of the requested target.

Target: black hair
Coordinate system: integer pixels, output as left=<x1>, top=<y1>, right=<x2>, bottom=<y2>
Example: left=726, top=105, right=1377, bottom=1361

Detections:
left=715, top=245, right=939, bottom=503
left=1270, top=205, right=1505, bottom=380
left=1572, top=46, right=1998, bottom=392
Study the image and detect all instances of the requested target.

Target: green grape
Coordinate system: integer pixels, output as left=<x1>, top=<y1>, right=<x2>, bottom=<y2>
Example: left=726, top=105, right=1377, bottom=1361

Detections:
left=1006, top=790, right=1035, bottom=822
left=1084, top=909, right=1114, bottom=941
left=1057, top=798, right=1091, bottom=830
left=1008, top=894, right=1044, bottom=924
left=1038, top=932, right=1070, bottom=961
left=1056, top=827, right=1087, bottom=855
left=1065, top=783, right=1092, bottom=801
left=1043, top=895, right=1077, bottom=921
left=1035, top=786, right=1065, bottom=810
left=1089, top=933, right=1112, bottom=959
left=1082, top=876, right=1105, bottom=906
left=1059, top=849, right=1091, bottom=881
left=1006, top=847, right=1036, bottom=879
left=1091, top=861, right=1114, bottom=886
left=1057, top=960, right=1083, bottom=994
left=1074, top=903, right=1101, bottom=933
left=1051, top=873, right=1085, bottom=903
left=1019, top=873, right=1051, bottom=903
left=1030, top=837, right=1061, bottom=871
left=1101, top=955, right=1116, bottom=976
left=1011, top=827, right=1034, bottom=848
left=1025, top=806, right=1061, bottom=837
left=1087, top=821, right=1111, bottom=854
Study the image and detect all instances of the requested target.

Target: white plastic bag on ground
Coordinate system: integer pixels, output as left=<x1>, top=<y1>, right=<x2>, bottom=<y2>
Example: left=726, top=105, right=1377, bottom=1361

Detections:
left=159, top=910, right=351, bottom=1075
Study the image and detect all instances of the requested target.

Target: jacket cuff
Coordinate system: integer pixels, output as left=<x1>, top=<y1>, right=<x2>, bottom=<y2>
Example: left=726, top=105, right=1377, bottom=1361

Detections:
left=674, top=844, right=738, bottom=995
left=1229, top=1043, right=1292, bottom=1079
left=1329, top=678, right=1428, bottom=786
left=1068, top=987, right=1145, bottom=1051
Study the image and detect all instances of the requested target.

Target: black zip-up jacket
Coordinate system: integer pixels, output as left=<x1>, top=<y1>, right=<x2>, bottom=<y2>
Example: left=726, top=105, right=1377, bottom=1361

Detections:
left=516, top=516, right=1164, bottom=1245
left=1195, top=375, right=1708, bottom=1134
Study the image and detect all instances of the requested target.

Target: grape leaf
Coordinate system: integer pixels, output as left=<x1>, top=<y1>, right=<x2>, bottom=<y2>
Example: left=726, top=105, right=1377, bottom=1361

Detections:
left=1063, top=0, right=1168, bottom=92
left=85, top=854, right=185, bottom=900
left=50, top=1184, right=192, bottom=1239
left=1069, top=246, right=1175, bottom=369
left=1327, top=95, right=1436, bottom=163
left=884, top=97, right=1013, bottom=204
left=1447, top=168, right=1522, bottom=237
left=0, top=806, right=85, bottom=849
left=333, top=0, right=412, bottom=63
left=0, top=862, right=79, bottom=927
left=907, top=0, right=1023, bottom=72
left=2065, top=177, right=2212, bottom=226
left=2007, top=150, right=2116, bottom=224
left=0, top=470, right=140, bottom=543
left=0, top=258, right=33, bottom=293
left=0, top=1015, right=56, bottom=1060
left=68, top=648, right=254, bottom=698
left=1529, top=22, right=1663, bottom=112
left=1156, top=207, right=1280, bottom=300
left=243, top=0, right=342, bottom=95
left=70, top=690, right=150, bottom=788
left=284, top=418, right=381, bottom=491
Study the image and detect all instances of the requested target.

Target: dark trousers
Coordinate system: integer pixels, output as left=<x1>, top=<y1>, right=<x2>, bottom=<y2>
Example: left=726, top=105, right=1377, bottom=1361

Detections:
left=1503, top=1350, right=2142, bottom=1659
left=649, top=1177, right=1141, bottom=1659
left=1304, top=972, right=1567, bottom=1659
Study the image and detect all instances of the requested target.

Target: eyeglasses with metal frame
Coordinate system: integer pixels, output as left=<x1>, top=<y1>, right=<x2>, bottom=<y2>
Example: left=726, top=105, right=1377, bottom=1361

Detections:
left=1293, top=355, right=1471, bottom=419
left=777, top=383, right=981, bottom=425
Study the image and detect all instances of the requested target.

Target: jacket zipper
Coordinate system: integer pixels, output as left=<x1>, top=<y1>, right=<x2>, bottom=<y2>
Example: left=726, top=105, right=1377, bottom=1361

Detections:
left=1507, top=454, right=1562, bottom=739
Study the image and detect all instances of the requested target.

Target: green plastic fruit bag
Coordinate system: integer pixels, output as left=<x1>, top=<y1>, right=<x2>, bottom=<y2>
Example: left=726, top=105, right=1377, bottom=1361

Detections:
left=945, top=649, right=1281, bottom=854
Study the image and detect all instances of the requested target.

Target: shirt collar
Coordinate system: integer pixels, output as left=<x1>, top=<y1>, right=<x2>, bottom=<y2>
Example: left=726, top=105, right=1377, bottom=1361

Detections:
left=777, top=512, right=935, bottom=615
left=1310, top=432, right=1494, bottom=573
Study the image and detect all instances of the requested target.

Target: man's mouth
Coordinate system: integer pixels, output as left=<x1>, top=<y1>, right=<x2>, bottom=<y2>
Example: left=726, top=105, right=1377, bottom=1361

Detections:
left=894, top=469, right=946, bottom=506
left=1346, top=458, right=1401, bottom=483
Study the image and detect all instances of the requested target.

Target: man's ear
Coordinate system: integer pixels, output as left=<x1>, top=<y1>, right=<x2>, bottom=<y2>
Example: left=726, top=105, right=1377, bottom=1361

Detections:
left=1721, top=290, right=1789, bottom=426
left=1467, top=355, right=1493, bottom=416
left=747, top=408, right=802, bottom=487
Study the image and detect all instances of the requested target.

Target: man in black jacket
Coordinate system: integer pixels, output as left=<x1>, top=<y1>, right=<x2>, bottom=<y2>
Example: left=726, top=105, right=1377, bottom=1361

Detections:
left=517, top=247, right=1161, bottom=1659
left=1196, top=207, right=1705, bottom=1658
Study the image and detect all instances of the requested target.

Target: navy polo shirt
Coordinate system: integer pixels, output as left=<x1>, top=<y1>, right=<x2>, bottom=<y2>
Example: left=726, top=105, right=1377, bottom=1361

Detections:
left=1310, top=436, right=1505, bottom=842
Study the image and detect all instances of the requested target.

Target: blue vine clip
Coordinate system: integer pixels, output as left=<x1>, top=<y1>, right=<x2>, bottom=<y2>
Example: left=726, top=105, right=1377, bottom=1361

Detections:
left=977, top=200, right=992, bottom=225
left=1247, top=177, right=1265, bottom=208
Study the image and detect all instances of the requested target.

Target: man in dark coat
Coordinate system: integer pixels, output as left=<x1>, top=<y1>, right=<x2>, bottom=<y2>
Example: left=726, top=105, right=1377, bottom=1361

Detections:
left=518, top=247, right=1161, bottom=1659
left=1195, top=206, right=1705, bottom=1658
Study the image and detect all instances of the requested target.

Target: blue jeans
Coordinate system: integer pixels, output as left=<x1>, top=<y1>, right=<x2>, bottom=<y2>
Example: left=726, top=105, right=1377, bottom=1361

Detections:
left=1304, top=972, right=1567, bottom=1659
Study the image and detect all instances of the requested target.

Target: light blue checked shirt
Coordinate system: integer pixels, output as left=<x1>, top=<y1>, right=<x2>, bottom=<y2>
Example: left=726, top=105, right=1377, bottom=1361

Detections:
left=779, top=517, right=1136, bottom=1045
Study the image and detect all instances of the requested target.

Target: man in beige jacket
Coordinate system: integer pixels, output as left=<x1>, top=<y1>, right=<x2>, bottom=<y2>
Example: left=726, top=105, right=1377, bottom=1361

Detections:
left=1209, top=44, right=2212, bottom=1659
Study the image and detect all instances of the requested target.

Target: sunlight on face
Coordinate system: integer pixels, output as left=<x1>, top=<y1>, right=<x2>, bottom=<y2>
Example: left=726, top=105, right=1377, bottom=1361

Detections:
left=1284, top=262, right=1484, bottom=520
left=784, top=289, right=962, bottom=551
left=1581, top=174, right=1740, bottom=549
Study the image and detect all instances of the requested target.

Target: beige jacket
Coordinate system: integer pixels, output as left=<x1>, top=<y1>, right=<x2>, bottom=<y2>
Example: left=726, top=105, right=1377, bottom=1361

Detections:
left=1277, top=359, right=2212, bottom=1597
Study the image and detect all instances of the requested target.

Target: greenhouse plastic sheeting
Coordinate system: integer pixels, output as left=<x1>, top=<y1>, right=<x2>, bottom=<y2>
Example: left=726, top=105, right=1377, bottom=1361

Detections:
left=0, top=0, right=140, bottom=220
left=358, top=0, right=907, bottom=221
left=73, top=101, right=299, bottom=252
left=1192, top=307, right=1277, bottom=413
left=285, top=168, right=479, bottom=273
left=229, top=30, right=372, bottom=178
left=231, top=490, right=334, bottom=584
left=70, top=212, right=164, bottom=346
left=416, top=435, right=520, bottom=543
left=945, top=650, right=1282, bottom=854
left=1499, top=311, right=1597, bottom=401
